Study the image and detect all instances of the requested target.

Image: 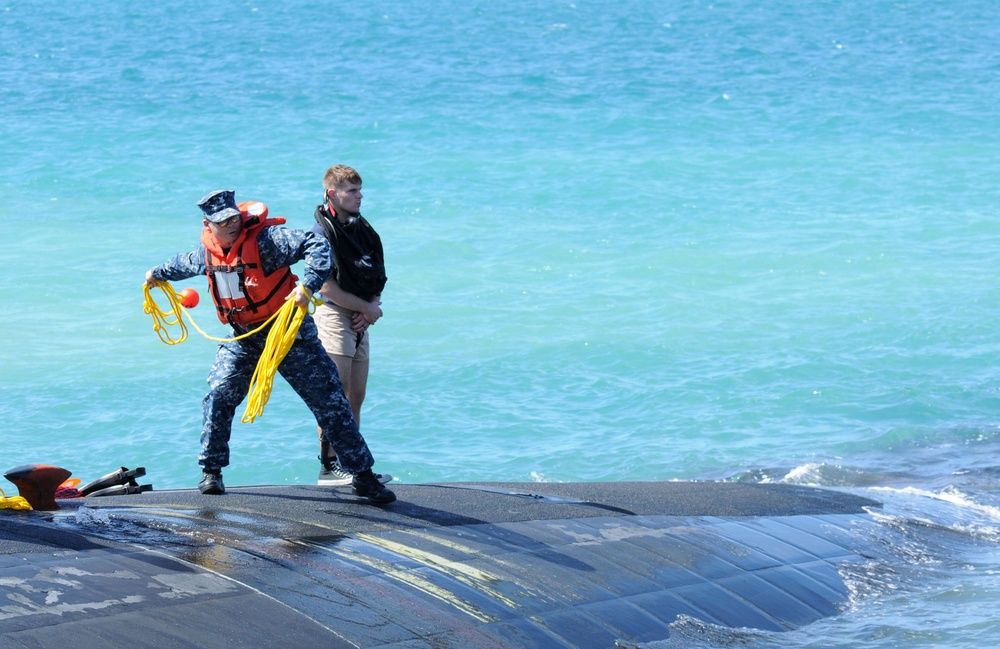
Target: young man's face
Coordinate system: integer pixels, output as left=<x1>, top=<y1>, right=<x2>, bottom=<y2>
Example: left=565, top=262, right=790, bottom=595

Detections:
left=327, top=181, right=362, bottom=218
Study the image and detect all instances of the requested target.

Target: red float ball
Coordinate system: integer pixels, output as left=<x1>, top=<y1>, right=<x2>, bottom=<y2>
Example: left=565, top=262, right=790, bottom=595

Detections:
left=179, top=287, right=200, bottom=308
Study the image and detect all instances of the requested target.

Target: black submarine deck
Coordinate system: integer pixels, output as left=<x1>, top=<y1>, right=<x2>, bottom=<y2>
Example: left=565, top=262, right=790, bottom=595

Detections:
left=0, top=481, right=881, bottom=648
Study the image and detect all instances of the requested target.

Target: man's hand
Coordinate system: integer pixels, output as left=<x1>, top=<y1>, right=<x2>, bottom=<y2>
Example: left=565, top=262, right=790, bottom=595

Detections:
left=287, top=285, right=312, bottom=308
left=351, top=298, right=383, bottom=332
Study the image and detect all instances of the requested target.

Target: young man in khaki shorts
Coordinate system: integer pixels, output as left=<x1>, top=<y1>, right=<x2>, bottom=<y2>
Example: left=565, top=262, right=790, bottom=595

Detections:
left=311, top=165, right=392, bottom=486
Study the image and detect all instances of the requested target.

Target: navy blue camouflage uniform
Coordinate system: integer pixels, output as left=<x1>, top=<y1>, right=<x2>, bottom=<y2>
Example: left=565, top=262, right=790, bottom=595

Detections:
left=148, top=225, right=376, bottom=475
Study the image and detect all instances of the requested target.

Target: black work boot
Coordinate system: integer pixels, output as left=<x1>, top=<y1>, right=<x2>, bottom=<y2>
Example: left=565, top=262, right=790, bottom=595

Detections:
left=352, top=469, right=396, bottom=504
left=199, top=470, right=225, bottom=495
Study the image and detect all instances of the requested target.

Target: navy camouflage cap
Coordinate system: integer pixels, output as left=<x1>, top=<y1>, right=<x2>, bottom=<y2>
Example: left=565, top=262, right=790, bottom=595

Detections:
left=197, top=189, right=241, bottom=223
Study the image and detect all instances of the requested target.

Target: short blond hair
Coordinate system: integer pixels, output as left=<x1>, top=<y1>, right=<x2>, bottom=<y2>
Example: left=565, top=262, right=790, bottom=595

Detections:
left=323, top=164, right=362, bottom=191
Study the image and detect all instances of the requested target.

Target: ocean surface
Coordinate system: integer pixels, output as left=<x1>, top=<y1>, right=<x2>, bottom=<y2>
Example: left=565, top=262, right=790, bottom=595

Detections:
left=3, top=1, right=1000, bottom=646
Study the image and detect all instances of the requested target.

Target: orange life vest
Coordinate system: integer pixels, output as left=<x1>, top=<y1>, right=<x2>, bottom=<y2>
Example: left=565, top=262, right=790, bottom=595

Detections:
left=201, top=201, right=298, bottom=327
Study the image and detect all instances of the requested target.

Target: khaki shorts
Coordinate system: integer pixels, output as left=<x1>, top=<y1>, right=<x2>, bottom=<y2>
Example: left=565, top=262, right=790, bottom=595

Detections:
left=314, top=302, right=370, bottom=360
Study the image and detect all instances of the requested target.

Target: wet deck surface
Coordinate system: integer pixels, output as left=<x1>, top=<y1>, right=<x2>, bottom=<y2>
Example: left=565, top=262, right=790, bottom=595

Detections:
left=1, top=481, right=881, bottom=648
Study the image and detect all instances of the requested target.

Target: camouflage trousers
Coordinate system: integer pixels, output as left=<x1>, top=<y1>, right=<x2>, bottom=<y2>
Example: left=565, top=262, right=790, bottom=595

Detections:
left=199, top=315, right=375, bottom=474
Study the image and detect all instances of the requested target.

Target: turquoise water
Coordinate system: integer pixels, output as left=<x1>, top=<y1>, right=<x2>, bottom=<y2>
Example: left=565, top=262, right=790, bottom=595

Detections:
left=4, top=1, right=1000, bottom=646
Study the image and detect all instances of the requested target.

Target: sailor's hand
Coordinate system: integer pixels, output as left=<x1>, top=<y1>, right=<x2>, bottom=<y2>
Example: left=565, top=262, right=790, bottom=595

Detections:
left=144, top=270, right=157, bottom=287
left=287, top=285, right=312, bottom=308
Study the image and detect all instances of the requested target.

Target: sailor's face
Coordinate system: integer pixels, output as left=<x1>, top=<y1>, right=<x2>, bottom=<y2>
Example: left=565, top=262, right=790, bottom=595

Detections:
left=206, top=217, right=242, bottom=248
left=327, top=182, right=362, bottom=218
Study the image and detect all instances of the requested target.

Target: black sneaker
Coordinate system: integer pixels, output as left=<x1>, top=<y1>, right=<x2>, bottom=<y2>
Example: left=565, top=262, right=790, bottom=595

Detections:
left=352, top=469, right=396, bottom=504
left=199, top=470, right=225, bottom=495
left=318, top=456, right=353, bottom=486
left=319, top=456, right=394, bottom=487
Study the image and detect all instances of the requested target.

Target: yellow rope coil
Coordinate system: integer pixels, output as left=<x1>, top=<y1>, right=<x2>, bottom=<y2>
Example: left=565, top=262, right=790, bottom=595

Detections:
left=143, top=280, right=322, bottom=424
left=241, top=297, right=307, bottom=423
left=142, top=282, right=189, bottom=344
left=0, top=487, right=31, bottom=511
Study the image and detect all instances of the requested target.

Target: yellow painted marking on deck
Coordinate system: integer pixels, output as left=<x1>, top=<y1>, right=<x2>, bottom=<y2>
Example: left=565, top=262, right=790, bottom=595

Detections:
left=355, top=533, right=523, bottom=610
left=312, top=539, right=498, bottom=623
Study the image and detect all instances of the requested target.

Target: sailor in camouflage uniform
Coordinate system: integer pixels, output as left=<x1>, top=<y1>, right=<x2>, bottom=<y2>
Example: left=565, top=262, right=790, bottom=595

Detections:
left=144, top=189, right=395, bottom=504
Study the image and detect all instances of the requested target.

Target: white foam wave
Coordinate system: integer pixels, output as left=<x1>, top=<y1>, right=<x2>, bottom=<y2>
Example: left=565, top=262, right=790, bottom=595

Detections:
left=780, top=462, right=825, bottom=485
left=872, top=485, right=1000, bottom=523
